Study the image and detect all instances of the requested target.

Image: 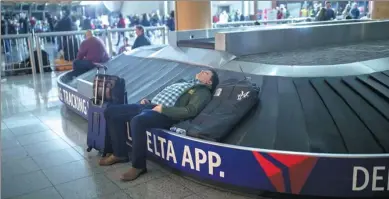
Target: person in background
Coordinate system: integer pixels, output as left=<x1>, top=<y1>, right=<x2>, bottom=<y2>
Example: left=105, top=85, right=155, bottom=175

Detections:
left=18, top=14, right=29, bottom=34
left=324, top=1, right=336, bottom=21
left=316, top=7, right=327, bottom=21
left=30, top=17, right=36, bottom=31
left=140, top=13, right=151, bottom=27
left=118, top=37, right=131, bottom=54
left=55, top=7, right=74, bottom=52
left=166, top=11, right=175, bottom=31
left=99, top=69, right=219, bottom=181
left=350, top=3, right=360, bottom=19
left=1, top=16, right=10, bottom=54
left=82, top=15, right=92, bottom=30
left=342, top=4, right=352, bottom=19
left=70, top=30, right=109, bottom=77
left=55, top=7, right=73, bottom=32
left=132, top=25, right=151, bottom=50
left=116, top=13, right=126, bottom=46
left=46, top=13, right=55, bottom=32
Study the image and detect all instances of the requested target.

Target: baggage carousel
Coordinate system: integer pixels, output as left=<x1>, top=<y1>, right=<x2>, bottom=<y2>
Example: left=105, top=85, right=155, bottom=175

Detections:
left=57, top=43, right=389, bottom=198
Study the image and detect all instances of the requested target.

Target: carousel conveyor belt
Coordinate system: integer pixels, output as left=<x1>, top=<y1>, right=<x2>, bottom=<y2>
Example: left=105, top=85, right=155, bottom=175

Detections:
left=64, top=55, right=389, bottom=154
left=177, top=38, right=215, bottom=49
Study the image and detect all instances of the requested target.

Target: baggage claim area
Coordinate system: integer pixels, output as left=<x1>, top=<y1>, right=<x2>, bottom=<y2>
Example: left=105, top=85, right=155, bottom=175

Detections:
left=1, top=1, right=389, bottom=199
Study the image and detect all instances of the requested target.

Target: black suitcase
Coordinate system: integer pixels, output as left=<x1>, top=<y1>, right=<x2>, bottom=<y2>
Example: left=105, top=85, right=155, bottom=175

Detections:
left=171, top=78, right=260, bottom=141
left=87, top=64, right=127, bottom=154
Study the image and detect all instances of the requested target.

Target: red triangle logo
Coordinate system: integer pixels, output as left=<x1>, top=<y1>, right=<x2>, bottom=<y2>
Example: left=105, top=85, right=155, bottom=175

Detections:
left=252, top=152, right=285, bottom=192
left=269, top=153, right=318, bottom=194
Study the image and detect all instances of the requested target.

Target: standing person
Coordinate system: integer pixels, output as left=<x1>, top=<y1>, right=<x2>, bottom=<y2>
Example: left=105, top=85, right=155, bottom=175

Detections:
left=350, top=3, right=360, bottom=19
left=1, top=16, right=10, bottom=54
left=55, top=7, right=74, bottom=52
left=324, top=1, right=336, bottom=21
left=166, top=11, right=175, bottom=31
left=82, top=15, right=92, bottom=30
left=46, top=13, right=55, bottom=32
left=18, top=14, right=29, bottom=34
left=116, top=13, right=126, bottom=46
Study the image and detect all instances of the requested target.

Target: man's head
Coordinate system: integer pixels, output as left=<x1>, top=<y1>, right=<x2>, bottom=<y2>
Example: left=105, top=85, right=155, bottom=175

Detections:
left=325, top=1, right=331, bottom=9
left=196, top=70, right=219, bottom=92
left=85, top=30, right=94, bottom=39
left=62, top=7, right=70, bottom=17
left=135, top=25, right=144, bottom=36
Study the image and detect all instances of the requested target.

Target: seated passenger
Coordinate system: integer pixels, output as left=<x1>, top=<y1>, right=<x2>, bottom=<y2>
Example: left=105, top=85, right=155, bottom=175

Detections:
left=118, top=37, right=131, bottom=54
left=100, top=69, right=219, bottom=181
left=72, top=30, right=109, bottom=76
left=132, top=25, right=151, bottom=50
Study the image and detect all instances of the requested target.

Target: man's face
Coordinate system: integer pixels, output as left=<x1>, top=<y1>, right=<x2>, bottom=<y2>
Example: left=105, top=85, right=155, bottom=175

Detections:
left=135, top=28, right=142, bottom=36
left=196, top=70, right=213, bottom=85
left=326, top=2, right=331, bottom=9
left=85, top=31, right=93, bottom=39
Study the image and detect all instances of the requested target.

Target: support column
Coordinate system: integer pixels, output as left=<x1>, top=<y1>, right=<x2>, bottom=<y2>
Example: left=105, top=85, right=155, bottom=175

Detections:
left=370, top=1, right=389, bottom=19
left=175, top=1, right=211, bottom=31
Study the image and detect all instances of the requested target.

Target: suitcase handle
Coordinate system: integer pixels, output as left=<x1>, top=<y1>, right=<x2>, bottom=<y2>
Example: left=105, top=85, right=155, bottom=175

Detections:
left=94, top=63, right=107, bottom=105
left=95, top=63, right=108, bottom=71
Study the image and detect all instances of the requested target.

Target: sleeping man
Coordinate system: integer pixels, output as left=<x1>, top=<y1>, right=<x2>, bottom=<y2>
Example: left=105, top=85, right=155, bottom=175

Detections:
left=100, top=69, right=219, bottom=181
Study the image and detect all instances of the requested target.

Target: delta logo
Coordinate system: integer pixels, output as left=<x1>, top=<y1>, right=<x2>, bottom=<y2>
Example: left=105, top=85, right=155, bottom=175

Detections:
left=252, top=152, right=318, bottom=194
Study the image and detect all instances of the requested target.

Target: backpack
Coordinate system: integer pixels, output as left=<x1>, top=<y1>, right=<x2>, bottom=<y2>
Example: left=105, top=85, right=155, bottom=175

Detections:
left=171, top=78, right=260, bottom=141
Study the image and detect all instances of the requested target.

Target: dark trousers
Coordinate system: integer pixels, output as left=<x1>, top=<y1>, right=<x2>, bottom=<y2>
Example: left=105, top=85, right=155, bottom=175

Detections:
left=67, top=60, right=96, bottom=78
left=104, top=104, right=176, bottom=169
left=116, top=32, right=124, bottom=45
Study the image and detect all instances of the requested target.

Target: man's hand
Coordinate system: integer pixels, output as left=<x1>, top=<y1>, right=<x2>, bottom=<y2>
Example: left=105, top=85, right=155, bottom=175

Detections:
left=152, top=105, right=162, bottom=113
left=140, top=99, right=150, bottom=104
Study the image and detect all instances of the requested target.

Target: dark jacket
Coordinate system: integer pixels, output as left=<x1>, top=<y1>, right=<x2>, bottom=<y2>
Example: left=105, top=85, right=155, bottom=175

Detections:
left=325, top=8, right=336, bottom=21
left=350, top=8, right=360, bottom=19
left=55, top=16, right=73, bottom=32
left=161, top=84, right=212, bottom=120
left=132, top=34, right=151, bottom=49
left=166, top=18, right=175, bottom=31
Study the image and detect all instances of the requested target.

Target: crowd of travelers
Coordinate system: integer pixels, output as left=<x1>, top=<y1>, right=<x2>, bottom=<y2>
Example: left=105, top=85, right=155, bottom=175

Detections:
left=212, top=1, right=366, bottom=24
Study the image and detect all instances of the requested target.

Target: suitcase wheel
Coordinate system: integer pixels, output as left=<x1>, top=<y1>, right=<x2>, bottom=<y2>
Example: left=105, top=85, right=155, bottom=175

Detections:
left=86, top=147, right=92, bottom=152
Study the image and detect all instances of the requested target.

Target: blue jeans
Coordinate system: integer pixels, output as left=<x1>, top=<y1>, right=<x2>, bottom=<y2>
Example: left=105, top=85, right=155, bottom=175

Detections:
left=104, top=104, right=176, bottom=169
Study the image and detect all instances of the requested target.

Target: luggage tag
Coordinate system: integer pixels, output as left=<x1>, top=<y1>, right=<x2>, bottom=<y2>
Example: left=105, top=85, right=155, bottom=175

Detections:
left=214, top=88, right=222, bottom=97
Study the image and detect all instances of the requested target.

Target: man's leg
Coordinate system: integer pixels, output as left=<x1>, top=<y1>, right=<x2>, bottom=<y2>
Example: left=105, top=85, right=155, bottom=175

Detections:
left=73, top=60, right=96, bottom=73
left=121, top=110, right=176, bottom=181
left=100, top=104, right=155, bottom=166
left=67, top=60, right=96, bottom=79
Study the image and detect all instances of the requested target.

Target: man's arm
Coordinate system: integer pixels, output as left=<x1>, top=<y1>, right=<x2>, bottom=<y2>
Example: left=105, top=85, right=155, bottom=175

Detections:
left=132, top=37, right=140, bottom=49
left=331, top=10, right=336, bottom=19
left=161, top=87, right=212, bottom=120
left=76, top=41, right=87, bottom=60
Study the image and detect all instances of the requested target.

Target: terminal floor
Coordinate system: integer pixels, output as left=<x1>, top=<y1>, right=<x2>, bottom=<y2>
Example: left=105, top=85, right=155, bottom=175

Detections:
left=1, top=73, right=264, bottom=199
left=237, top=40, right=389, bottom=65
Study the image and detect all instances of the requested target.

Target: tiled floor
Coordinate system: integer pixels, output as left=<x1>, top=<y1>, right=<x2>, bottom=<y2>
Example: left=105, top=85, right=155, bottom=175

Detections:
left=1, top=73, right=263, bottom=199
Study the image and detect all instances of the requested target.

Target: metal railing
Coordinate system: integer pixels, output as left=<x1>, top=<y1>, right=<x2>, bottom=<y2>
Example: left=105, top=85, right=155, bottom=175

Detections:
left=0, top=18, right=367, bottom=77
left=212, top=17, right=313, bottom=28
left=1, top=26, right=167, bottom=77
left=1, top=34, right=37, bottom=76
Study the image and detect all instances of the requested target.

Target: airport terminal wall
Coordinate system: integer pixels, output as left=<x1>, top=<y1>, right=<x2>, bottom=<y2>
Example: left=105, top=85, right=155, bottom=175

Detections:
left=61, top=53, right=389, bottom=155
